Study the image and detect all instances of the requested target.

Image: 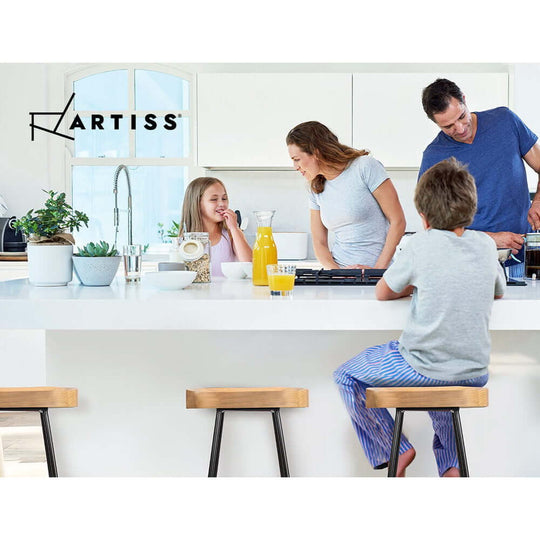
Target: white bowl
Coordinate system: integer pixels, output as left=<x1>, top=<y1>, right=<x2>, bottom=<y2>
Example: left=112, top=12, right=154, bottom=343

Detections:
left=240, top=261, right=253, bottom=278
left=221, top=262, right=248, bottom=280
left=144, top=270, right=196, bottom=290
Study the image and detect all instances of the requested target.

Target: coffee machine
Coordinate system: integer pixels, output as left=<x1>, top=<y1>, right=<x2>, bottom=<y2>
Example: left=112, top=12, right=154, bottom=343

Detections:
left=0, top=216, right=27, bottom=252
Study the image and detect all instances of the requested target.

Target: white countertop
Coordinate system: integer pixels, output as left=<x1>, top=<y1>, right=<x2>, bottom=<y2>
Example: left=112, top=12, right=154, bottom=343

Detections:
left=1, top=276, right=539, bottom=330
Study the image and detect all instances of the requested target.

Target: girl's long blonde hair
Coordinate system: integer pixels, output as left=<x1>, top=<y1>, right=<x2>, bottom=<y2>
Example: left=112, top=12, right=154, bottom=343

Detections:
left=179, top=177, right=228, bottom=237
left=286, top=121, right=369, bottom=194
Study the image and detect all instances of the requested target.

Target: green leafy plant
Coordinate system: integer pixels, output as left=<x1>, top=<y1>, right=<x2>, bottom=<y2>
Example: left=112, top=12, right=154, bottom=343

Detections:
left=157, top=220, right=180, bottom=243
left=167, top=220, right=180, bottom=238
left=75, top=241, right=119, bottom=257
left=13, top=190, right=89, bottom=239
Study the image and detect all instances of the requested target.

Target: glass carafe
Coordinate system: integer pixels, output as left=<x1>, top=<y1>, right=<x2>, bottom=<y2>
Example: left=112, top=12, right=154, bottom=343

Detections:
left=252, top=210, right=278, bottom=286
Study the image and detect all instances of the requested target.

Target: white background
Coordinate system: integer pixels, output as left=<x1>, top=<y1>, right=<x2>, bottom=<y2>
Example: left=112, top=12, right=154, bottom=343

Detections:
left=2, top=0, right=540, bottom=537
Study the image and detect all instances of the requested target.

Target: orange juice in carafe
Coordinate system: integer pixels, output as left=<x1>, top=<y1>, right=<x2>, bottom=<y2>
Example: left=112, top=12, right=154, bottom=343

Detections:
left=252, top=211, right=278, bottom=285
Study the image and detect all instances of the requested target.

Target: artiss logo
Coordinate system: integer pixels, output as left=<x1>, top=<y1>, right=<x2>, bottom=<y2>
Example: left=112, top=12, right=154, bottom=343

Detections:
left=29, top=93, right=181, bottom=141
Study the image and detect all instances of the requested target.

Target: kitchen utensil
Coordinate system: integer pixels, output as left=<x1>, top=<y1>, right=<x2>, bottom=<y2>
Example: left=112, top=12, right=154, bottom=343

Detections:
left=144, top=270, right=197, bottom=290
left=525, top=232, right=540, bottom=278
left=221, top=261, right=248, bottom=280
left=158, top=262, right=185, bottom=271
left=252, top=210, right=277, bottom=286
left=273, top=232, right=308, bottom=260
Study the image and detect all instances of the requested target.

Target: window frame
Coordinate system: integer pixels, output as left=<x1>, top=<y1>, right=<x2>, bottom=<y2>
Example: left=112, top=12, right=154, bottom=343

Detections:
left=63, top=63, right=196, bottom=203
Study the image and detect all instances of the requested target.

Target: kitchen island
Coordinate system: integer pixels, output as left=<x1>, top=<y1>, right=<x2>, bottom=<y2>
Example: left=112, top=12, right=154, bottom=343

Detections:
left=1, top=276, right=539, bottom=476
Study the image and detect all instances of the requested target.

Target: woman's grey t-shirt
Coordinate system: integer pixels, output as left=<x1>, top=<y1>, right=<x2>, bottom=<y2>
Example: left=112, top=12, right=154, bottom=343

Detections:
left=383, top=229, right=507, bottom=381
left=308, top=155, right=389, bottom=267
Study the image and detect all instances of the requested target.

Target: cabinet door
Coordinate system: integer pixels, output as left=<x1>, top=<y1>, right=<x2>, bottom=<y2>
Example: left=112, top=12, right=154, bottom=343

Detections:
left=352, top=73, right=509, bottom=168
left=197, top=73, right=352, bottom=167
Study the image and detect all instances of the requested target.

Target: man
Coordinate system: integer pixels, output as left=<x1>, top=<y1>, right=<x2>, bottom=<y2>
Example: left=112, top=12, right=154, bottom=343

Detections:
left=418, top=78, right=540, bottom=278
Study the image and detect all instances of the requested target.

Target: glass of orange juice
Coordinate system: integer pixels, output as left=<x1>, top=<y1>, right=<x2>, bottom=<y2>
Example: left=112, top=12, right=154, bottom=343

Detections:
left=266, top=264, right=296, bottom=297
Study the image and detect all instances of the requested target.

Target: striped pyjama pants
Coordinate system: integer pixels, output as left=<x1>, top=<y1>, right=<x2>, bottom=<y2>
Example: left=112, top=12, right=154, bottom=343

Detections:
left=333, top=340, right=488, bottom=476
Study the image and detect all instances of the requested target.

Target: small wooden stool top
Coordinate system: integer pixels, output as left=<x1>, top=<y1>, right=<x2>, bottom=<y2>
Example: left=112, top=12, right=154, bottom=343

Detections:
left=366, top=386, right=488, bottom=409
left=186, top=387, right=309, bottom=409
left=0, top=387, right=78, bottom=409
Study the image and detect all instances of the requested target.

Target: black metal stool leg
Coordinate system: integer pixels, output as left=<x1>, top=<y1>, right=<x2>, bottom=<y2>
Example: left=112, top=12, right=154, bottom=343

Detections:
left=39, top=408, right=58, bottom=477
left=271, top=408, right=290, bottom=477
left=208, top=409, right=225, bottom=477
left=451, top=408, right=469, bottom=477
left=388, top=409, right=405, bottom=477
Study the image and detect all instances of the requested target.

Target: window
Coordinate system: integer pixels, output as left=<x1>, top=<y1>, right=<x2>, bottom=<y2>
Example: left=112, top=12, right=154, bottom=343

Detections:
left=66, top=66, right=192, bottom=248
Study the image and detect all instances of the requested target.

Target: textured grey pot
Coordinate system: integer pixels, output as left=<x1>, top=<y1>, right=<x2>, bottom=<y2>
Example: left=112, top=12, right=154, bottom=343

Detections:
left=72, top=255, right=121, bottom=286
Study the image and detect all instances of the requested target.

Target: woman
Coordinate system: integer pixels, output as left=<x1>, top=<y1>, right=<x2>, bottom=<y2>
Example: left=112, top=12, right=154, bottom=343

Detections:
left=286, top=121, right=405, bottom=269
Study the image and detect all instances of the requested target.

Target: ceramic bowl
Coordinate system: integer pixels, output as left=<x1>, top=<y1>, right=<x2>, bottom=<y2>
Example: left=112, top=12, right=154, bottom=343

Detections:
left=240, top=261, right=253, bottom=278
left=221, top=262, right=248, bottom=280
left=144, top=270, right=196, bottom=290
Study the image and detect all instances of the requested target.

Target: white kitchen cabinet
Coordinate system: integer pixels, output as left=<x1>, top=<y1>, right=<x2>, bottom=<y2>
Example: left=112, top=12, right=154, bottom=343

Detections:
left=352, top=72, right=509, bottom=168
left=197, top=73, right=352, bottom=167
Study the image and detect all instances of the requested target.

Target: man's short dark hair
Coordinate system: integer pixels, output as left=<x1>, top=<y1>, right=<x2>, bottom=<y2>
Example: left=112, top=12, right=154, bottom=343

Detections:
left=422, top=79, right=465, bottom=121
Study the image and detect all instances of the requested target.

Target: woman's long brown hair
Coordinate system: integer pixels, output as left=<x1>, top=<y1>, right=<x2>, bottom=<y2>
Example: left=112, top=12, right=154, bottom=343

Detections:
left=286, top=121, right=369, bottom=194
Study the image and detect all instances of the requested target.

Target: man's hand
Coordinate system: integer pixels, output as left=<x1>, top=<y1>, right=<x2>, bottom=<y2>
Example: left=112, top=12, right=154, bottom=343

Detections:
left=485, top=231, right=525, bottom=254
left=528, top=201, right=540, bottom=231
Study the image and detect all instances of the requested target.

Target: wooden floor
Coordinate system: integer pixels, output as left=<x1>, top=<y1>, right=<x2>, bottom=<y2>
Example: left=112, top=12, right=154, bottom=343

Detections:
left=0, top=412, right=47, bottom=477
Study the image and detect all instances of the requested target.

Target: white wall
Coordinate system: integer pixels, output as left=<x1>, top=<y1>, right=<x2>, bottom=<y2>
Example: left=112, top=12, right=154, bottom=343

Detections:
left=0, top=64, right=50, bottom=217
left=512, top=64, right=540, bottom=192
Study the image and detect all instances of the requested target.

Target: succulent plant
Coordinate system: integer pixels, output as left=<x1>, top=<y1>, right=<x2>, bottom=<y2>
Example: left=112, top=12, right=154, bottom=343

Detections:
left=75, top=241, right=119, bottom=257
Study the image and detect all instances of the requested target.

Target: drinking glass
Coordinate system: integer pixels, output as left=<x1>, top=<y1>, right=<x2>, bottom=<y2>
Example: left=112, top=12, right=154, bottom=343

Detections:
left=266, top=264, right=296, bottom=297
left=123, top=244, right=142, bottom=283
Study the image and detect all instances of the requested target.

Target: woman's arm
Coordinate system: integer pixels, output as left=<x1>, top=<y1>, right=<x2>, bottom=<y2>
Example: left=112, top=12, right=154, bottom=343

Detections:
left=310, top=209, right=339, bottom=269
left=222, top=210, right=252, bottom=261
left=371, top=179, right=406, bottom=269
left=375, top=277, right=414, bottom=301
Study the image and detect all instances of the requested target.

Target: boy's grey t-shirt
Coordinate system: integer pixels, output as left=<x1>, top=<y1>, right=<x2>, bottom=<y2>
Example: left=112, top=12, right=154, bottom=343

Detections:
left=308, top=155, right=389, bottom=267
left=383, top=229, right=506, bottom=381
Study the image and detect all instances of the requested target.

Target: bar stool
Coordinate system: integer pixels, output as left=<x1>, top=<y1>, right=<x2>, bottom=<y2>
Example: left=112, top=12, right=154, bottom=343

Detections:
left=186, top=387, right=309, bottom=477
left=0, top=387, right=78, bottom=477
left=366, top=386, right=488, bottom=477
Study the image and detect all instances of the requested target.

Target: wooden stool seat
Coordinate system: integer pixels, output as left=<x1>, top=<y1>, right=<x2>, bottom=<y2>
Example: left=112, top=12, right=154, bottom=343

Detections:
left=186, top=387, right=309, bottom=409
left=0, top=386, right=78, bottom=477
left=186, top=387, right=309, bottom=477
left=366, top=386, right=488, bottom=409
left=0, top=387, right=78, bottom=409
left=365, top=386, right=488, bottom=477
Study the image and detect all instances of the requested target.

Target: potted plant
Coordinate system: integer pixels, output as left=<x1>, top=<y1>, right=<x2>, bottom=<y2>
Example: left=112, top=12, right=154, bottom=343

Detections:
left=72, top=241, right=121, bottom=286
left=13, top=190, right=89, bottom=286
left=151, top=220, right=180, bottom=254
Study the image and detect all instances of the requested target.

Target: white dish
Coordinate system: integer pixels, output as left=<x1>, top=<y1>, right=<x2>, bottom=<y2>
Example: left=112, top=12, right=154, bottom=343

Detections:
left=240, top=261, right=253, bottom=278
left=221, top=261, right=250, bottom=280
left=144, top=270, right=196, bottom=290
left=273, top=232, right=308, bottom=260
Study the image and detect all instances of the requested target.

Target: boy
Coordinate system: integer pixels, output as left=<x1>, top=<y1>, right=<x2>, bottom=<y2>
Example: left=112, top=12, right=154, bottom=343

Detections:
left=333, top=157, right=506, bottom=477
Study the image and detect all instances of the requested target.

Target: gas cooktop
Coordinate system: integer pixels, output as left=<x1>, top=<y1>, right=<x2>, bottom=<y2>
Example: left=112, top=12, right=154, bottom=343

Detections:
left=294, top=268, right=385, bottom=286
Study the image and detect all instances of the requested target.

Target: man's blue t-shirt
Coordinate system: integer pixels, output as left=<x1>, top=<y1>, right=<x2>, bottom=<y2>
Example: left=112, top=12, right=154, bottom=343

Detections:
left=419, top=107, right=537, bottom=238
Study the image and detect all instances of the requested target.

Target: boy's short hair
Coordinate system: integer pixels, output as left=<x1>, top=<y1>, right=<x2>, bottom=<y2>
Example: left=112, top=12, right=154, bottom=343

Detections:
left=414, top=158, right=477, bottom=230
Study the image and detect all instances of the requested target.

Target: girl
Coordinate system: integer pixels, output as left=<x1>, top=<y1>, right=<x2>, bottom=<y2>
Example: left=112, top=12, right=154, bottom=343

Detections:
left=179, top=177, right=252, bottom=277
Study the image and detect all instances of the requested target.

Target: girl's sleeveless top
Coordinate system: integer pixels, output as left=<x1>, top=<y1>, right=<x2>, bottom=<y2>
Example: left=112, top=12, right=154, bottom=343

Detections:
left=210, top=229, right=236, bottom=277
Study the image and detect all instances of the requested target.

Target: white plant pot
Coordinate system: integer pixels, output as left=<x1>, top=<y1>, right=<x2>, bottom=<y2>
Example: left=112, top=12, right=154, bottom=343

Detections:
left=27, top=244, right=73, bottom=287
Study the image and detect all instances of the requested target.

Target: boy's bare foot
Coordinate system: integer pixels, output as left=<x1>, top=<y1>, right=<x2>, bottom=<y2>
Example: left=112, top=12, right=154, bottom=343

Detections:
left=442, top=467, right=460, bottom=477
left=396, top=448, right=416, bottom=477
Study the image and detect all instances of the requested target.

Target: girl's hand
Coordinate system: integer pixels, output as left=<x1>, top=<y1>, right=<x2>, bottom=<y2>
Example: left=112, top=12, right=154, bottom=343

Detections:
left=344, top=264, right=372, bottom=269
left=220, top=208, right=239, bottom=229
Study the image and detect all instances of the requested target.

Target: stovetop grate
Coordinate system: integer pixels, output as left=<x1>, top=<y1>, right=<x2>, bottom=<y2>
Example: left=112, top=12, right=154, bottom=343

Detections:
left=295, top=268, right=385, bottom=286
